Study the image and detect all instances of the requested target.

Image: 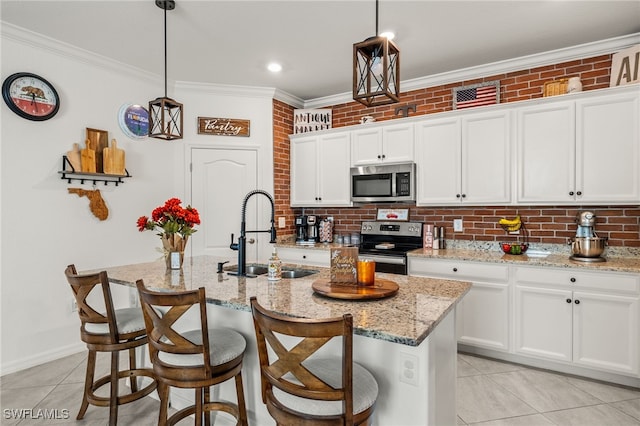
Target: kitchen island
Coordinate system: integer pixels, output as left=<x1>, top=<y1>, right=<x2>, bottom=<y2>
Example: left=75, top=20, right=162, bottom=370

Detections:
left=99, top=255, right=471, bottom=426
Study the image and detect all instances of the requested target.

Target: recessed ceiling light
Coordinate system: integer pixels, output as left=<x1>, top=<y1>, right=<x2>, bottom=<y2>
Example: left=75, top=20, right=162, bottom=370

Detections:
left=267, top=62, right=282, bottom=73
left=380, top=31, right=395, bottom=40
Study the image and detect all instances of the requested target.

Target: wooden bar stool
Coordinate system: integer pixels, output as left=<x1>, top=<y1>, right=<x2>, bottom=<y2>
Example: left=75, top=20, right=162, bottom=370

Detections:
left=136, top=280, right=248, bottom=426
left=64, top=264, right=157, bottom=425
left=250, top=296, right=379, bottom=426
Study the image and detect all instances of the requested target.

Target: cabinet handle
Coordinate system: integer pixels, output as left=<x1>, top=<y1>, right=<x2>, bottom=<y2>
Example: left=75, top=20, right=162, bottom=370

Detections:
left=453, top=268, right=458, bottom=272
left=569, top=191, right=574, bottom=196
left=570, top=277, right=576, bottom=283
left=576, top=191, right=582, bottom=196
left=566, top=298, right=572, bottom=303
left=574, top=299, right=580, bottom=305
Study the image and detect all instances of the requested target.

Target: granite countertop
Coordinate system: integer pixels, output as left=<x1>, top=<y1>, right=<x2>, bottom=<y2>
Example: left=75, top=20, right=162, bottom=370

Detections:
left=99, top=255, right=471, bottom=347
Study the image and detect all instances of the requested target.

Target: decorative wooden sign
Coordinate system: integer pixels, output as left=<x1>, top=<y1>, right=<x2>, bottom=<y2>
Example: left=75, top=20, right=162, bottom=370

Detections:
left=330, top=247, right=358, bottom=283
left=610, top=44, right=640, bottom=87
left=293, top=109, right=332, bottom=134
left=197, top=117, right=250, bottom=136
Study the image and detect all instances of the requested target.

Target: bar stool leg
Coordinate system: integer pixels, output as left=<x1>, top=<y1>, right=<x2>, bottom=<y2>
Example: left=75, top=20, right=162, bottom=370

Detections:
left=109, top=351, right=119, bottom=426
left=235, top=373, right=248, bottom=426
left=204, top=386, right=211, bottom=426
left=128, top=347, right=138, bottom=392
left=77, top=349, right=96, bottom=420
left=195, top=387, right=203, bottom=426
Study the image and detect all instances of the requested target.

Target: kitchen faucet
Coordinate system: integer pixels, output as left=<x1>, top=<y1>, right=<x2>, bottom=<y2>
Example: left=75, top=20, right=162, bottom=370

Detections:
left=229, top=190, right=277, bottom=276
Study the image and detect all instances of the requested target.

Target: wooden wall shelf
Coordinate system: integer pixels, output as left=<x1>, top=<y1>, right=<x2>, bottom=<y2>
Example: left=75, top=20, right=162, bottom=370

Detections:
left=59, top=156, right=131, bottom=186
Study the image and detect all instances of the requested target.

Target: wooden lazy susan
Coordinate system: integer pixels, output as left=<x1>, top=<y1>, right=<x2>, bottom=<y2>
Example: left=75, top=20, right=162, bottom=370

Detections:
left=312, top=278, right=399, bottom=300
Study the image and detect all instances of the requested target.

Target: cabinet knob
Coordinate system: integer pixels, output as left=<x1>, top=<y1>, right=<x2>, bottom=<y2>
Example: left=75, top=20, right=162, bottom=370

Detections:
left=566, top=298, right=572, bottom=303
left=377, top=155, right=381, bottom=159
left=569, top=191, right=574, bottom=196
left=576, top=191, right=582, bottom=196
left=456, top=194, right=461, bottom=198
left=382, top=154, right=386, bottom=159
left=570, top=277, right=576, bottom=283
left=453, top=267, right=458, bottom=272
left=574, top=299, right=580, bottom=305
left=461, top=194, right=466, bottom=198
left=303, top=255, right=306, bottom=259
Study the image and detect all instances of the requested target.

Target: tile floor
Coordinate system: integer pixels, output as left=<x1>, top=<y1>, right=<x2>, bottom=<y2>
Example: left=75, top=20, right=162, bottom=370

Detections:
left=1, top=351, right=638, bottom=425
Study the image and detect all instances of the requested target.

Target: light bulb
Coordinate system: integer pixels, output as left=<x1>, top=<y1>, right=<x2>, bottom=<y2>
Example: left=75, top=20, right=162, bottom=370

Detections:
left=371, top=57, right=384, bottom=78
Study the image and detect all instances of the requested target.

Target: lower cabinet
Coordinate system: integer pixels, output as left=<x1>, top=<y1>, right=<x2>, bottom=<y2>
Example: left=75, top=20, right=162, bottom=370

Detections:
left=409, top=257, right=640, bottom=380
left=408, top=258, right=510, bottom=352
left=514, top=266, right=639, bottom=376
left=277, top=246, right=330, bottom=267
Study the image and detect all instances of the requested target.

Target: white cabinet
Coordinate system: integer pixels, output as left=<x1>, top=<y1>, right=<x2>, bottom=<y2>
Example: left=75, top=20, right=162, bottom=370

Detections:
left=415, top=110, right=511, bottom=205
left=351, top=123, right=414, bottom=165
left=408, top=258, right=510, bottom=352
left=517, top=89, right=640, bottom=204
left=514, top=266, right=639, bottom=376
left=277, top=246, right=330, bottom=267
left=290, top=132, right=352, bottom=207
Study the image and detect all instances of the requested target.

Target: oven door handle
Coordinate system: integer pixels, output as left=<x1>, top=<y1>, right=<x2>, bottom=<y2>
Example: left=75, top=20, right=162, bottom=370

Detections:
left=358, top=254, right=406, bottom=265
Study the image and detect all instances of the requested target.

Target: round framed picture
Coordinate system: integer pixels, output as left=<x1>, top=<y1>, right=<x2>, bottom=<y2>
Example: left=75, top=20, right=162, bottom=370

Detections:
left=118, top=103, right=149, bottom=139
left=2, top=72, right=60, bottom=121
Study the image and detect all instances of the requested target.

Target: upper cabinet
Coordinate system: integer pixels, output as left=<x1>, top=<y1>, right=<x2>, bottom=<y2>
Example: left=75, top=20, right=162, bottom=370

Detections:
left=517, top=89, right=639, bottom=205
left=290, top=131, right=352, bottom=207
left=351, top=122, right=414, bottom=166
left=415, top=110, right=511, bottom=205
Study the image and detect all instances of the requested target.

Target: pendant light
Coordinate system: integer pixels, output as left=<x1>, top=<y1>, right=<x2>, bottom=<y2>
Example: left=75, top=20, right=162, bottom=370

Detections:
left=353, top=0, right=400, bottom=107
left=149, top=0, right=183, bottom=140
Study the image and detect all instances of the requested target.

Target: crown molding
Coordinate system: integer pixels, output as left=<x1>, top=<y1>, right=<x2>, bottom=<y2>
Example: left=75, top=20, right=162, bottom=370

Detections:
left=1, top=22, right=160, bottom=84
left=175, top=80, right=277, bottom=100
left=303, top=32, right=640, bottom=109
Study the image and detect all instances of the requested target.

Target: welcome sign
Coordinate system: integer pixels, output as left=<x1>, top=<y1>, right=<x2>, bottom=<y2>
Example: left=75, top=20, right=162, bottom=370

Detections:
left=293, top=109, right=332, bottom=134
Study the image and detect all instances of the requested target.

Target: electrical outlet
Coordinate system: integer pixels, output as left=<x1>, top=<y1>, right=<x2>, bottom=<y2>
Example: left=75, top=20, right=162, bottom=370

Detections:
left=399, top=352, right=419, bottom=386
left=71, top=298, right=78, bottom=313
left=453, top=219, right=463, bottom=232
left=278, top=217, right=286, bottom=228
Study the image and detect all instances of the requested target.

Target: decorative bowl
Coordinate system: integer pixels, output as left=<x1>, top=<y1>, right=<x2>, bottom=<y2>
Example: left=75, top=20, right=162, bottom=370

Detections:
left=501, top=242, right=529, bottom=255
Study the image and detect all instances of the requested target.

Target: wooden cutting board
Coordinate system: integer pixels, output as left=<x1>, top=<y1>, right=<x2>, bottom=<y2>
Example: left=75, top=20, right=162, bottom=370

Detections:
left=103, top=139, right=125, bottom=175
left=80, top=139, right=96, bottom=173
left=312, top=278, right=399, bottom=300
left=66, top=143, right=82, bottom=171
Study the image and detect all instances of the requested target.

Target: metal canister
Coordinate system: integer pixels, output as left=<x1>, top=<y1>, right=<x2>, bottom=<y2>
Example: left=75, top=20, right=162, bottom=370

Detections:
left=319, top=219, right=333, bottom=243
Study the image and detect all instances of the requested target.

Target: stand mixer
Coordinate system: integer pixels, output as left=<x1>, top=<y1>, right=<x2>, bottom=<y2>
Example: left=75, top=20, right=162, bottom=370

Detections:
left=569, top=211, right=607, bottom=262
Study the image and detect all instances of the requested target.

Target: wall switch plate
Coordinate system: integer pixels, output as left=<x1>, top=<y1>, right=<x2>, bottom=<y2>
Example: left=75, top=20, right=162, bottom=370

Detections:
left=278, top=217, right=286, bottom=228
left=453, top=219, right=463, bottom=232
left=399, top=352, right=419, bottom=386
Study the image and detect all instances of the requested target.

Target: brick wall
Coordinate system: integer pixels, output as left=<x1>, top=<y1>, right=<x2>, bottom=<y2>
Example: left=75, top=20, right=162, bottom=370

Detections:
left=272, top=54, right=640, bottom=248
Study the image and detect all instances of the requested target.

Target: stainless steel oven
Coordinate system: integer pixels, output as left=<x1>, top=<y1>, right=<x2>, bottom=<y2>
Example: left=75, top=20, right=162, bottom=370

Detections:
left=358, top=221, right=423, bottom=275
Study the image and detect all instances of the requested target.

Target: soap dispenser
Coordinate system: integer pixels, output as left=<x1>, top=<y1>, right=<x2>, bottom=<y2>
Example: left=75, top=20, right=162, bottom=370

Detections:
left=267, top=248, right=282, bottom=281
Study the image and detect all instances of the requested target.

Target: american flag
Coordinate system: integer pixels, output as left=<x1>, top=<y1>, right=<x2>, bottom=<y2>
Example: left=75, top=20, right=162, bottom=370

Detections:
left=454, top=83, right=498, bottom=109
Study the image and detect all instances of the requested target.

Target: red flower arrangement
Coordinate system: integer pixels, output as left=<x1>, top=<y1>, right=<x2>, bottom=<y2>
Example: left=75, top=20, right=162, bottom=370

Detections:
left=137, top=198, right=200, bottom=255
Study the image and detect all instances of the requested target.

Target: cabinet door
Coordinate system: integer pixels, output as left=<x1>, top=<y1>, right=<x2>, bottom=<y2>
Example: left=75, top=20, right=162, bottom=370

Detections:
left=382, top=122, right=414, bottom=163
left=462, top=111, right=511, bottom=204
left=515, top=285, right=573, bottom=362
left=457, top=282, right=510, bottom=351
left=351, top=127, right=382, bottom=165
left=517, top=102, right=575, bottom=203
left=277, top=247, right=330, bottom=267
left=290, top=136, right=319, bottom=206
left=573, top=291, right=639, bottom=375
left=576, top=92, right=640, bottom=203
left=415, top=117, right=461, bottom=204
left=317, top=132, right=352, bottom=206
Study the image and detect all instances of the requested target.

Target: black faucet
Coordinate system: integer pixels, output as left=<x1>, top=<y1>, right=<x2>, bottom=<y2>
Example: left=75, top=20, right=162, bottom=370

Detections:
left=229, top=190, right=277, bottom=276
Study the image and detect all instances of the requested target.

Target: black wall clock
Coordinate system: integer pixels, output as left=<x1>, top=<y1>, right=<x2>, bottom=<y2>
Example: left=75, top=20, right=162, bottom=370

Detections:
left=2, top=72, right=60, bottom=121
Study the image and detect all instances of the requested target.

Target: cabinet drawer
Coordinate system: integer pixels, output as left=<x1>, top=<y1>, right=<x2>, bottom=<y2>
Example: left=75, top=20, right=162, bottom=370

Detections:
left=409, top=258, right=509, bottom=283
left=514, top=266, right=640, bottom=294
left=277, top=247, right=330, bottom=267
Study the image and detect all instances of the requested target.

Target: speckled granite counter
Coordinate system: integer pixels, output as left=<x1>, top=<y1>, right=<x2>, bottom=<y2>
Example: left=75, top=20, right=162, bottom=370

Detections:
left=100, top=255, right=471, bottom=347
left=407, top=248, right=640, bottom=274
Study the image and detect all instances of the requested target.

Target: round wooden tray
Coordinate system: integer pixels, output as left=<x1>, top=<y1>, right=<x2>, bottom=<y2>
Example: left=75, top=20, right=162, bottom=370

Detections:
left=312, top=278, right=399, bottom=300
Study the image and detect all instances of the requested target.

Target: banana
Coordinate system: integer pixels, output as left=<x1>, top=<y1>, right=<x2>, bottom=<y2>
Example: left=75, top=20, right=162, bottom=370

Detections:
left=499, top=215, right=521, bottom=226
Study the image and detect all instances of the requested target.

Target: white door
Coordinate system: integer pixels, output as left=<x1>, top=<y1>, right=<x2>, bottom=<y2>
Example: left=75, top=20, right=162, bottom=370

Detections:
left=190, top=148, right=258, bottom=261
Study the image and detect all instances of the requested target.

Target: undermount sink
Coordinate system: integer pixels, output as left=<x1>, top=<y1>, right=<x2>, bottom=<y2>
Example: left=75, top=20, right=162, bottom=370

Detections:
left=280, top=268, right=318, bottom=279
left=225, top=264, right=269, bottom=276
left=225, top=264, right=318, bottom=279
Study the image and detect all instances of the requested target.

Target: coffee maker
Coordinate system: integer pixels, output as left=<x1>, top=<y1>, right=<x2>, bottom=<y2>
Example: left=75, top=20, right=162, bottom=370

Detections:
left=569, top=210, right=607, bottom=262
left=306, top=215, right=319, bottom=243
left=295, top=215, right=308, bottom=242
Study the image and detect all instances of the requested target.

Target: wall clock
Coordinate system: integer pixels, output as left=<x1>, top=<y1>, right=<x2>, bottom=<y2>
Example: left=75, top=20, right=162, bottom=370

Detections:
left=2, top=72, right=60, bottom=121
left=118, top=103, right=149, bottom=139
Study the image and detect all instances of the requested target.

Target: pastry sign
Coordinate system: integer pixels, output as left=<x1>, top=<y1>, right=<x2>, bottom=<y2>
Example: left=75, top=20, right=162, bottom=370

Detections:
left=197, top=117, right=250, bottom=137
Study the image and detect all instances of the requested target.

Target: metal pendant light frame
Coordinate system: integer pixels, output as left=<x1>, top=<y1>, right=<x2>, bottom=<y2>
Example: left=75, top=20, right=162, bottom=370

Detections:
left=353, top=0, right=400, bottom=107
left=149, top=0, right=183, bottom=140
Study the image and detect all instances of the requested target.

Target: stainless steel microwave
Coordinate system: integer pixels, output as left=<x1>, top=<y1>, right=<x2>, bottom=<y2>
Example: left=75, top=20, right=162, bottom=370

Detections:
left=350, top=162, right=416, bottom=203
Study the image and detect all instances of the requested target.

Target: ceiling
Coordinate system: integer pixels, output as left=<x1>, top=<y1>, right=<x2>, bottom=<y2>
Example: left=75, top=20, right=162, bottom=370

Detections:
left=2, top=1, right=639, bottom=101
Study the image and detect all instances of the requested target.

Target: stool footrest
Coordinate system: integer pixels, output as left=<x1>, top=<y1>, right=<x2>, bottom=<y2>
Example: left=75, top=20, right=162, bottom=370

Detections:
left=87, top=368, right=157, bottom=407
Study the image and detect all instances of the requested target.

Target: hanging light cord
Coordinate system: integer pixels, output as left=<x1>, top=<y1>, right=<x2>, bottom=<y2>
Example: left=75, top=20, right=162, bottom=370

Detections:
left=375, top=0, right=379, bottom=36
left=163, top=5, right=168, bottom=98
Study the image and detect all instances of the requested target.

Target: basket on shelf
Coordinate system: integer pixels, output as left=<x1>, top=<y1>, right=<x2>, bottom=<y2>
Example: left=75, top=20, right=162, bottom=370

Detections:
left=543, top=79, right=568, bottom=97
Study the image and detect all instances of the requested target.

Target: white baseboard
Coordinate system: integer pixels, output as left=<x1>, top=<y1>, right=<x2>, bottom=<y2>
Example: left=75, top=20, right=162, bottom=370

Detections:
left=1, top=342, right=85, bottom=376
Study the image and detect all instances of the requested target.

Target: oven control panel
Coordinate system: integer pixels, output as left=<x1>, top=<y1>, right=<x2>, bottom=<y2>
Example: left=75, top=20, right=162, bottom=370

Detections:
left=360, top=221, right=423, bottom=236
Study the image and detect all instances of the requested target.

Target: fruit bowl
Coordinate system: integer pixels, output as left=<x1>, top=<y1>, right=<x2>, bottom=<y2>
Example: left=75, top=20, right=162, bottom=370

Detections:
left=501, top=242, right=529, bottom=255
